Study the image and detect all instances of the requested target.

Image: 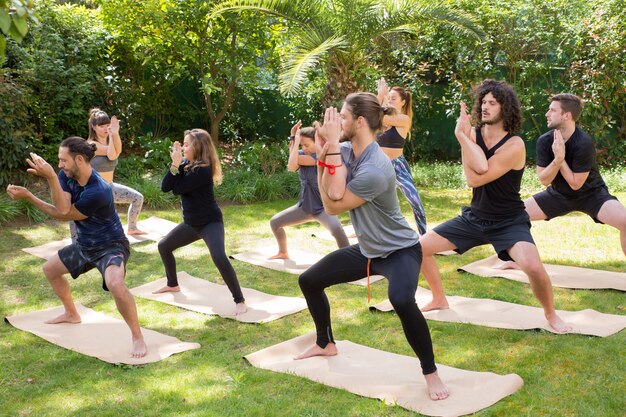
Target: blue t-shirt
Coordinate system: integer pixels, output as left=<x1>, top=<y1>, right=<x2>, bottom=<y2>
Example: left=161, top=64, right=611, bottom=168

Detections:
left=59, top=170, right=126, bottom=247
left=297, top=151, right=323, bottom=215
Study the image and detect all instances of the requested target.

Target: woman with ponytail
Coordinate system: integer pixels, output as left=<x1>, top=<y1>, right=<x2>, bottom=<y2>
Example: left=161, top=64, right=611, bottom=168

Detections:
left=154, top=129, right=247, bottom=315
left=82, top=108, right=146, bottom=236
left=376, top=78, right=428, bottom=235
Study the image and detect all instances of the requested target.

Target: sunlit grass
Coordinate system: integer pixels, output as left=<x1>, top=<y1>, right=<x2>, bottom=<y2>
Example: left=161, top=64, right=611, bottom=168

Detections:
left=0, top=191, right=624, bottom=416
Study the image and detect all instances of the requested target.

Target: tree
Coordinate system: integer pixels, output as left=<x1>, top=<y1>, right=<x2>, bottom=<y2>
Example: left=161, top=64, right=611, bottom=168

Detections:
left=0, top=0, right=35, bottom=61
left=211, top=0, right=484, bottom=104
left=100, top=0, right=281, bottom=142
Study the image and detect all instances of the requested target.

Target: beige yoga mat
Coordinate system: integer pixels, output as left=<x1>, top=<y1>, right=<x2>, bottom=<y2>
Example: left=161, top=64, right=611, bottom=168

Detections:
left=130, top=271, right=307, bottom=323
left=22, top=216, right=179, bottom=260
left=371, top=287, right=626, bottom=337
left=230, top=246, right=384, bottom=286
left=458, top=255, right=626, bottom=291
left=245, top=333, right=523, bottom=417
left=5, top=303, right=200, bottom=365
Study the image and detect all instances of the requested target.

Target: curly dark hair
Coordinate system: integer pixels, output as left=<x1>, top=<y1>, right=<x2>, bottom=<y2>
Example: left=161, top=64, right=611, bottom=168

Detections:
left=471, top=79, right=522, bottom=134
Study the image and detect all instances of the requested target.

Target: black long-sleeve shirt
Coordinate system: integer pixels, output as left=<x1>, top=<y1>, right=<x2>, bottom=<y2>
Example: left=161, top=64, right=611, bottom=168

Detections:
left=161, top=162, right=223, bottom=226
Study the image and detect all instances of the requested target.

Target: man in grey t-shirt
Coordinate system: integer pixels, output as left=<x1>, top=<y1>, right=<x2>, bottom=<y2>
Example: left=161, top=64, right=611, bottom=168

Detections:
left=295, top=92, right=449, bottom=401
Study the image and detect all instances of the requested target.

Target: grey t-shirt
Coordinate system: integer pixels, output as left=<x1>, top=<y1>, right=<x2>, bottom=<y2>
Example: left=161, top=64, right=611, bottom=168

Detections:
left=340, top=141, right=418, bottom=258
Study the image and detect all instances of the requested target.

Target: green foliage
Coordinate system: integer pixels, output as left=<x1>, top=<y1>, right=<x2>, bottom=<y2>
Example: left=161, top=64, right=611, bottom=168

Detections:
left=232, top=140, right=289, bottom=176
left=0, top=68, right=35, bottom=186
left=212, top=0, right=484, bottom=102
left=0, top=193, right=20, bottom=223
left=568, top=1, right=626, bottom=167
left=0, top=0, right=36, bottom=61
left=216, top=169, right=300, bottom=203
left=5, top=1, right=110, bottom=161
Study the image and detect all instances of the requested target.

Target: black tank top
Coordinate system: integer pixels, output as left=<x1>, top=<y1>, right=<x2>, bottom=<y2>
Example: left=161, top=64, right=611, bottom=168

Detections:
left=470, top=128, right=525, bottom=220
left=377, top=126, right=405, bottom=149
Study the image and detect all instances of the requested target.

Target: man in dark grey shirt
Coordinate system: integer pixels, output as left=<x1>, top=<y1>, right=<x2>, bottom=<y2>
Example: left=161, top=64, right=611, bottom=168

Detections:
left=295, top=92, right=449, bottom=401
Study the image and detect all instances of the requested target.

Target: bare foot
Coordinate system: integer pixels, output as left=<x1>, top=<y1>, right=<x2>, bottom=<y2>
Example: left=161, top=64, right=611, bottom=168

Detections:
left=131, top=337, right=148, bottom=358
left=420, top=298, right=450, bottom=312
left=494, top=260, right=520, bottom=270
left=268, top=252, right=289, bottom=260
left=234, top=302, right=248, bottom=316
left=546, top=313, right=573, bottom=334
left=127, top=228, right=148, bottom=236
left=152, top=285, right=181, bottom=294
left=294, top=343, right=338, bottom=360
left=424, top=371, right=449, bottom=400
left=45, top=312, right=81, bottom=324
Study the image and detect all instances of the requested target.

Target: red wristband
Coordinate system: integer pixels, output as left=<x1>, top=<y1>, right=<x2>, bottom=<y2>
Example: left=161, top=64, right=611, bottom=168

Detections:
left=317, top=160, right=342, bottom=175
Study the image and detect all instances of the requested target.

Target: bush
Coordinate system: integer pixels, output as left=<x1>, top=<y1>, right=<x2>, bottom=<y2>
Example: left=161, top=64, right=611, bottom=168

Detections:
left=216, top=169, right=299, bottom=204
left=0, top=69, right=36, bottom=186
left=0, top=194, right=20, bottom=224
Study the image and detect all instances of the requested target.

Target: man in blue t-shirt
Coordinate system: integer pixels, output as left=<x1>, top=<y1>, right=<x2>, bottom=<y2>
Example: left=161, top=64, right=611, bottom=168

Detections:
left=6, top=137, right=147, bottom=358
left=526, top=94, right=626, bottom=258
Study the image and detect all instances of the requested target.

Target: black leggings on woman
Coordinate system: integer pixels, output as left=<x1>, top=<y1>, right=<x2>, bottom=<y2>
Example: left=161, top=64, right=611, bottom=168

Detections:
left=298, top=243, right=436, bottom=375
left=158, top=221, right=245, bottom=303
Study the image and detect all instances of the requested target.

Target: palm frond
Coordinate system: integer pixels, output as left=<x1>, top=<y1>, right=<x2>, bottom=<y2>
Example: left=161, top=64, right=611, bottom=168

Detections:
left=280, top=34, right=348, bottom=94
left=365, top=1, right=486, bottom=44
left=210, top=0, right=326, bottom=30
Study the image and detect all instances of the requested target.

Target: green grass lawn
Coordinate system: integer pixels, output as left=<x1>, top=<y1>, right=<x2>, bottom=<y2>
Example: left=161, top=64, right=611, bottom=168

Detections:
left=1, top=191, right=624, bottom=417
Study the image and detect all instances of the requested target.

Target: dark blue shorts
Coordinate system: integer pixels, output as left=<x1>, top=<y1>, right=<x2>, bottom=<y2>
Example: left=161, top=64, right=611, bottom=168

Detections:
left=58, top=239, right=130, bottom=291
left=533, top=186, right=617, bottom=224
left=433, top=207, right=534, bottom=261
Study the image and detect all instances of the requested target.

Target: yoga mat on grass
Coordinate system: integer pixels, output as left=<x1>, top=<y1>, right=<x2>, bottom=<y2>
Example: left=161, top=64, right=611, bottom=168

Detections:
left=370, top=287, right=626, bottom=337
left=5, top=303, right=200, bottom=365
left=245, top=333, right=523, bottom=417
left=22, top=216, right=179, bottom=260
left=130, top=271, right=307, bottom=323
left=458, top=254, right=626, bottom=291
left=230, top=246, right=384, bottom=286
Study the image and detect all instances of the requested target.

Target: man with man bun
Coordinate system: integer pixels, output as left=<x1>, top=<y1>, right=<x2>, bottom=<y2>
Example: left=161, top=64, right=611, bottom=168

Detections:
left=7, top=137, right=147, bottom=358
left=295, top=92, right=449, bottom=401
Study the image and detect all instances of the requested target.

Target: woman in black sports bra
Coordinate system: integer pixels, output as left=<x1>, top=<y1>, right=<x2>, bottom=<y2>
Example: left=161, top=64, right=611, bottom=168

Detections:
left=376, top=77, right=427, bottom=235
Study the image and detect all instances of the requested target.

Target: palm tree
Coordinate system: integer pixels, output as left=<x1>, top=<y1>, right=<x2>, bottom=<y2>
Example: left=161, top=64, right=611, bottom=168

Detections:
left=212, top=0, right=485, bottom=104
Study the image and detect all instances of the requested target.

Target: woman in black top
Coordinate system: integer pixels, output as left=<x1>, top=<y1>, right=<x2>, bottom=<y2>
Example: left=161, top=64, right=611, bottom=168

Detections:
left=154, top=129, right=246, bottom=315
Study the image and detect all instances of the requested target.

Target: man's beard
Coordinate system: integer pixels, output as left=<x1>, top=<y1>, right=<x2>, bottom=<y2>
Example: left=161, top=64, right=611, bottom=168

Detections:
left=339, top=126, right=356, bottom=142
left=482, top=114, right=503, bottom=125
left=65, top=166, right=80, bottom=179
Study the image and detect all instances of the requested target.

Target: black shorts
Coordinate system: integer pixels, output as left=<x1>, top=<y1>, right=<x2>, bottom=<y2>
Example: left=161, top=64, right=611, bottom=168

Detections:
left=433, top=207, right=534, bottom=261
left=533, top=186, right=617, bottom=224
left=58, top=240, right=130, bottom=291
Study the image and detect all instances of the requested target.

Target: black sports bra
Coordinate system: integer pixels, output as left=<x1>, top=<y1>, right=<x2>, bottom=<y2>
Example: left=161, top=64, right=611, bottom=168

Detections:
left=377, top=126, right=405, bottom=149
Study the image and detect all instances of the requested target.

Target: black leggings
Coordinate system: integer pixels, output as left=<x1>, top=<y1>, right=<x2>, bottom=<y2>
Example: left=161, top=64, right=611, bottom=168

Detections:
left=298, top=243, right=437, bottom=375
left=158, top=221, right=245, bottom=303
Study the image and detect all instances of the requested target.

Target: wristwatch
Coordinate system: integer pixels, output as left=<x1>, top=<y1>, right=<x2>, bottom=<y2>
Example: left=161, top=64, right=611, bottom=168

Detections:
left=169, top=164, right=179, bottom=175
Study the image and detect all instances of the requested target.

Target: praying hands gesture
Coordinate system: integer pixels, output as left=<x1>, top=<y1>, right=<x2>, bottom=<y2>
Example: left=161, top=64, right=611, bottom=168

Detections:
left=108, top=115, right=120, bottom=137
left=552, top=129, right=565, bottom=163
left=170, top=141, right=183, bottom=167
left=377, top=77, right=389, bottom=104
left=454, top=101, right=473, bottom=143
left=314, top=107, right=342, bottom=161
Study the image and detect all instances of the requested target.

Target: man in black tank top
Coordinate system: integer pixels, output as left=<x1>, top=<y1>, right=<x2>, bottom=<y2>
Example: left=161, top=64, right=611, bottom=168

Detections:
left=522, top=94, right=625, bottom=259
left=418, top=79, right=572, bottom=333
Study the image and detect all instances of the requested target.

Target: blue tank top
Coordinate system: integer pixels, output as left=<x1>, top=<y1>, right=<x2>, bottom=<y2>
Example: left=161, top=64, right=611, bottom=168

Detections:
left=377, top=126, right=405, bottom=149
